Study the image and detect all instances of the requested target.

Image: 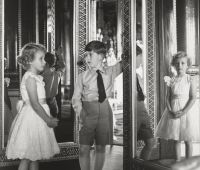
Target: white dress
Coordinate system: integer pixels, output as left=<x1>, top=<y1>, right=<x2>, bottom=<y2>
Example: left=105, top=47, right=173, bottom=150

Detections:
left=155, top=74, right=200, bottom=141
left=6, top=71, right=60, bottom=161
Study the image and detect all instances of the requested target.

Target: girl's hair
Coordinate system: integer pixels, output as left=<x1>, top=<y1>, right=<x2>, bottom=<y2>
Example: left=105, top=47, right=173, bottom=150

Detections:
left=171, top=51, right=192, bottom=66
left=17, top=43, right=46, bottom=70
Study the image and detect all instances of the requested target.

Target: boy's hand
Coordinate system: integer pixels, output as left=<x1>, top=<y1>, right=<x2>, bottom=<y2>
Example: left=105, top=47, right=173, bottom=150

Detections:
left=47, top=117, right=59, bottom=128
left=76, top=107, right=82, bottom=118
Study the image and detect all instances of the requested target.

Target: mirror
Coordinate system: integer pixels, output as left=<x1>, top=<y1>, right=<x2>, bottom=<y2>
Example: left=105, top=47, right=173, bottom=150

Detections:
left=47, top=0, right=74, bottom=143
left=134, top=0, right=200, bottom=167
left=156, top=0, right=200, bottom=165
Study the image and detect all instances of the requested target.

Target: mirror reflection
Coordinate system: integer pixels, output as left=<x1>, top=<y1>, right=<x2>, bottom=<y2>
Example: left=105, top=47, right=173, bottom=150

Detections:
left=48, top=0, right=74, bottom=143
left=135, top=0, right=200, bottom=165
left=155, top=0, right=200, bottom=164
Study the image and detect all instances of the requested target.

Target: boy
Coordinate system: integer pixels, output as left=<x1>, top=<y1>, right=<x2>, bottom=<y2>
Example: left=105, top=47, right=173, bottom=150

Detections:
left=72, top=41, right=122, bottom=170
left=136, top=45, right=156, bottom=160
left=43, top=47, right=65, bottom=118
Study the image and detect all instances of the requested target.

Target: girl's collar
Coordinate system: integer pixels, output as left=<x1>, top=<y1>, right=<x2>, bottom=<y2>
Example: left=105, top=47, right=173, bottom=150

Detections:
left=27, top=70, right=43, bottom=80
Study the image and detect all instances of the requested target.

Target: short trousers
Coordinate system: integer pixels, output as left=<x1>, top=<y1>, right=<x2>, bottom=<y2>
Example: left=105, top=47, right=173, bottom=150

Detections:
left=46, top=97, right=59, bottom=118
left=137, top=101, right=154, bottom=141
left=79, top=99, right=113, bottom=146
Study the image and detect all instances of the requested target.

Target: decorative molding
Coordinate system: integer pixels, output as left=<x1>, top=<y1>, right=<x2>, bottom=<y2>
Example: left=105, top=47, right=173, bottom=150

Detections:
left=18, top=0, right=22, bottom=92
left=146, top=0, right=156, bottom=135
left=78, top=0, right=89, bottom=73
left=123, top=0, right=133, bottom=169
left=136, top=0, right=158, bottom=160
left=0, top=0, right=4, bottom=151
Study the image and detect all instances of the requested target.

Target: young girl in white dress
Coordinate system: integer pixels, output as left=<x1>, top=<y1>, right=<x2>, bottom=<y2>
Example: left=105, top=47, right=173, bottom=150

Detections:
left=6, top=43, right=60, bottom=170
left=155, top=51, right=199, bottom=161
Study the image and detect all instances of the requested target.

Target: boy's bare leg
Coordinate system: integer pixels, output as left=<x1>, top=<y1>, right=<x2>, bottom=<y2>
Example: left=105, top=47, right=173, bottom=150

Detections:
left=18, top=159, right=30, bottom=170
left=29, top=161, right=39, bottom=170
left=185, top=141, right=193, bottom=158
left=94, top=145, right=106, bottom=170
left=140, top=138, right=155, bottom=160
left=79, top=145, right=91, bottom=170
left=175, top=140, right=181, bottom=162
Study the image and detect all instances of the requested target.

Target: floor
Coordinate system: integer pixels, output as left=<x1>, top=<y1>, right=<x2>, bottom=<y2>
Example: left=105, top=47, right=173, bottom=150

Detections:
left=0, top=146, right=123, bottom=170
left=91, top=145, right=123, bottom=170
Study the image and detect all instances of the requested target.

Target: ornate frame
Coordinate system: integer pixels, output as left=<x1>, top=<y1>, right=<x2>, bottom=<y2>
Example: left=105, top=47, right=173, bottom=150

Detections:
left=0, top=0, right=4, bottom=154
left=123, top=0, right=134, bottom=169
left=133, top=0, right=158, bottom=159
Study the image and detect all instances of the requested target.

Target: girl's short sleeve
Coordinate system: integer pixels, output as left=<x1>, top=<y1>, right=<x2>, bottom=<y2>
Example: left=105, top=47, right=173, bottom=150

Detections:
left=164, top=76, right=175, bottom=87
left=24, top=72, right=44, bottom=86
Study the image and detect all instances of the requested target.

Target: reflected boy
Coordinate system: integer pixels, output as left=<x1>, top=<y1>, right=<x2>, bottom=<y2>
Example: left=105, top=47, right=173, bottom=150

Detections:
left=43, top=47, right=65, bottom=118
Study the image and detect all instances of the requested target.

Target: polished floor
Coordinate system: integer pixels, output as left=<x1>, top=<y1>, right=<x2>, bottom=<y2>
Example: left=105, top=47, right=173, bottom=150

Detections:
left=0, top=146, right=123, bottom=170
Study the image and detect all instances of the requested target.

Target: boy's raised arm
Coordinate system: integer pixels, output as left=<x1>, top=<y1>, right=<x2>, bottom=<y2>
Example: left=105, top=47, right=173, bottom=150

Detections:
left=111, top=61, right=123, bottom=79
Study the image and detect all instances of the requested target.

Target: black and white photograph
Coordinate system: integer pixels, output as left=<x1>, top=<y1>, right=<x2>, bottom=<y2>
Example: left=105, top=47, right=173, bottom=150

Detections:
left=0, top=0, right=199, bottom=170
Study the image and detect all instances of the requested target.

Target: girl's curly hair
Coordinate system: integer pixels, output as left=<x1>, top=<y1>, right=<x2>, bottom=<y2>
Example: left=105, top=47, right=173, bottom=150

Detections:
left=171, top=51, right=192, bottom=67
left=17, top=43, right=46, bottom=70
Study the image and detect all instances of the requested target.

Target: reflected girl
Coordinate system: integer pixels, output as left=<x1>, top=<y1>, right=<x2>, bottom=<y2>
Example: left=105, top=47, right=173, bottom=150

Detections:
left=156, top=52, right=200, bottom=161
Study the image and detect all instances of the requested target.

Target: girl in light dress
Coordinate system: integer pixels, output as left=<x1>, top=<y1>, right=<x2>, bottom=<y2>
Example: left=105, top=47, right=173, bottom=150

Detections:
left=155, top=51, right=199, bottom=161
left=6, top=43, right=60, bottom=170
